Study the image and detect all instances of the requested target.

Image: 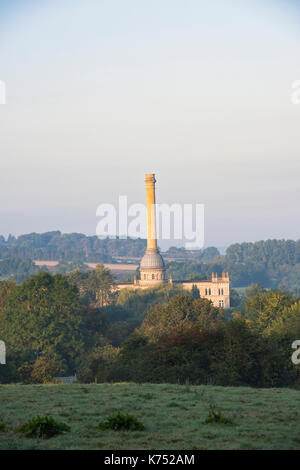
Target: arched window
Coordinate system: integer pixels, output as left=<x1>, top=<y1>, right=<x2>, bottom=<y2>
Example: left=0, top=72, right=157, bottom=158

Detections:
left=209, top=288, right=211, bottom=295
left=152, top=274, right=155, bottom=280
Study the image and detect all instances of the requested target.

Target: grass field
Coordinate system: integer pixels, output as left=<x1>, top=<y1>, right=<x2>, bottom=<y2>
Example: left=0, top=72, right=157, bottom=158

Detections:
left=0, top=383, right=300, bottom=450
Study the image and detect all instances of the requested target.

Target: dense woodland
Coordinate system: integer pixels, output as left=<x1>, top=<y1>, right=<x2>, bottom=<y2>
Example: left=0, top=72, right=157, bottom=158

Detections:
left=0, top=234, right=299, bottom=293
left=0, top=232, right=146, bottom=263
left=0, top=234, right=299, bottom=386
left=0, top=232, right=220, bottom=262
left=0, top=265, right=300, bottom=388
left=167, top=240, right=300, bottom=294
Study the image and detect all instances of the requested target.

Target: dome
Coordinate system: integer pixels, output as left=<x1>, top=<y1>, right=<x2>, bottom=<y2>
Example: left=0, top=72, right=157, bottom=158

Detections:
left=140, top=249, right=165, bottom=270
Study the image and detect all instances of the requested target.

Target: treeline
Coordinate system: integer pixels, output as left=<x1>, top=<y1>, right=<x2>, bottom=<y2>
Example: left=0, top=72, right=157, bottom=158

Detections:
left=0, top=232, right=218, bottom=264
left=1, top=233, right=299, bottom=292
left=0, top=267, right=300, bottom=388
left=0, top=257, right=41, bottom=283
left=0, top=267, right=182, bottom=384
left=0, top=258, right=92, bottom=283
left=165, top=246, right=219, bottom=262
left=166, top=239, right=300, bottom=294
left=0, top=232, right=147, bottom=262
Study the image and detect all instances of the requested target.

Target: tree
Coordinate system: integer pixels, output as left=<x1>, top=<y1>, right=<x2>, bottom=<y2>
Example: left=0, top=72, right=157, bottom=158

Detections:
left=105, top=321, right=136, bottom=347
left=139, top=294, right=224, bottom=341
left=244, top=289, right=296, bottom=335
left=0, top=257, right=41, bottom=283
left=229, top=288, right=244, bottom=309
left=0, top=280, right=16, bottom=314
left=88, top=264, right=117, bottom=307
left=18, top=355, right=67, bottom=384
left=67, top=264, right=117, bottom=308
left=210, top=318, right=263, bottom=386
left=191, top=284, right=200, bottom=299
left=0, top=272, right=85, bottom=372
left=55, top=260, right=88, bottom=275
left=111, top=283, right=184, bottom=325
left=77, top=345, right=120, bottom=383
left=81, top=306, right=110, bottom=349
left=269, top=301, right=300, bottom=335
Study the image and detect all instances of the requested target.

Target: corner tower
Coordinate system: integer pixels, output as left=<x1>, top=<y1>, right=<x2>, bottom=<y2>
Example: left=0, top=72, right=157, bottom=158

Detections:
left=139, top=174, right=166, bottom=286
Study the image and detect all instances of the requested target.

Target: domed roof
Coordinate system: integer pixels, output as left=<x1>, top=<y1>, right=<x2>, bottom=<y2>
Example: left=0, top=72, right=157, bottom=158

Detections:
left=140, top=249, right=165, bottom=269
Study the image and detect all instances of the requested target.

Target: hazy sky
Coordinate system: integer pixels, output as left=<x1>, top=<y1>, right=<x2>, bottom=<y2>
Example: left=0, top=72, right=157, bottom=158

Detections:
left=0, top=0, right=299, bottom=248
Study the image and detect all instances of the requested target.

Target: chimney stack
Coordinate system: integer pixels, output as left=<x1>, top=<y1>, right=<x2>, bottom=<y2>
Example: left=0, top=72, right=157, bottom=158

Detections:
left=145, top=174, right=158, bottom=251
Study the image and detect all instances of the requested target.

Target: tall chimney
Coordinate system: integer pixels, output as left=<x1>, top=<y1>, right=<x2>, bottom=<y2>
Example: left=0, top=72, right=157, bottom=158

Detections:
left=145, top=173, right=158, bottom=251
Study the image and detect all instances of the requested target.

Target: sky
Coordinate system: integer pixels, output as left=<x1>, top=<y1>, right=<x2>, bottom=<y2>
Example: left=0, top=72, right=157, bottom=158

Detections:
left=0, top=0, right=299, bottom=249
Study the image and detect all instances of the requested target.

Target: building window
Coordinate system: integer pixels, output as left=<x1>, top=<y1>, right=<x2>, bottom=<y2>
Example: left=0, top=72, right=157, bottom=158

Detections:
left=218, top=289, right=220, bottom=296
left=221, top=288, right=224, bottom=295
left=209, top=288, right=211, bottom=295
left=144, top=274, right=146, bottom=280
left=152, top=274, right=155, bottom=280
left=205, top=288, right=208, bottom=295
left=219, top=300, right=224, bottom=307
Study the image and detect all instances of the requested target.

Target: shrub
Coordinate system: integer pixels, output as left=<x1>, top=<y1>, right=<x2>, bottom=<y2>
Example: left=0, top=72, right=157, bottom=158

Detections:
left=17, top=415, right=70, bottom=439
left=17, top=362, right=34, bottom=384
left=0, top=422, right=7, bottom=432
left=138, top=393, right=154, bottom=400
left=31, top=357, right=66, bottom=384
left=167, top=402, right=181, bottom=408
left=98, top=411, right=145, bottom=431
left=204, top=403, right=234, bottom=425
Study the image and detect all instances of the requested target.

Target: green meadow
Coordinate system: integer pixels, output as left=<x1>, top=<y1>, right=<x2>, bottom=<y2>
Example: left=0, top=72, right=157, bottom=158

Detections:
left=0, top=383, right=300, bottom=450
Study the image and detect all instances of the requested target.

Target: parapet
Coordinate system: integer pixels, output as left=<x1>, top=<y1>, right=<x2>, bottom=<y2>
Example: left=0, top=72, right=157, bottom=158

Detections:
left=211, top=272, right=229, bottom=282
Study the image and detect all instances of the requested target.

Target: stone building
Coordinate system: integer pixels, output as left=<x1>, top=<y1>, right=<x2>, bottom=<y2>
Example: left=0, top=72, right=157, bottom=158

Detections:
left=180, top=272, right=230, bottom=308
left=117, top=174, right=230, bottom=308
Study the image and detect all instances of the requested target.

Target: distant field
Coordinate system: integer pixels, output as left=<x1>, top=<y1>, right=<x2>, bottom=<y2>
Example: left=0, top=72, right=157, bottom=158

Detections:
left=0, top=383, right=300, bottom=450
left=34, top=261, right=138, bottom=271
left=34, top=260, right=59, bottom=267
left=88, top=263, right=138, bottom=271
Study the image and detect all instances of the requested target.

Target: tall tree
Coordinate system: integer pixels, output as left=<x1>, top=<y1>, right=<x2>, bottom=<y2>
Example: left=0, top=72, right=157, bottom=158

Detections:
left=139, top=294, right=224, bottom=341
left=244, top=289, right=296, bottom=335
left=0, top=272, right=85, bottom=372
left=68, top=264, right=117, bottom=307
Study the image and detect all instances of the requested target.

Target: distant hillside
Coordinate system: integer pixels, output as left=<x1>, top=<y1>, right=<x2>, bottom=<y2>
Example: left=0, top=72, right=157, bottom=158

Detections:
left=166, top=239, right=300, bottom=294
left=0, top=232, right=219, bottom=264
left=0, top=232, right=147, bottom=263
left=0, top=234, right=299, bottom=293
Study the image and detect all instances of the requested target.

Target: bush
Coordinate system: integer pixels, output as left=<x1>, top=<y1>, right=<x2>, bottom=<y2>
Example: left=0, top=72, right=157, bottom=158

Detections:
left=0, top=422, right=7, bottom=432
left=17, top=415, right=70, bottom=439
left=98, top=411, right=145, bottom=431
left=17, top=357, right=67, bottom=384
left=204, top=403, right=234, bottom=425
